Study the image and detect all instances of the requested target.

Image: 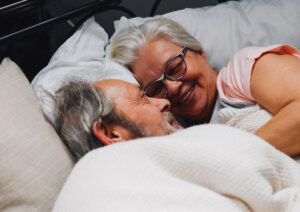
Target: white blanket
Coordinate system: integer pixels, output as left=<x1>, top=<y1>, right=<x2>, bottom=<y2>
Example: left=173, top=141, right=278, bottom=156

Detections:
left=218, top=104, right=300, bottom=163
left=53, top=124, right=300, bottom=212
left=218, top=104, right=272, bottom=134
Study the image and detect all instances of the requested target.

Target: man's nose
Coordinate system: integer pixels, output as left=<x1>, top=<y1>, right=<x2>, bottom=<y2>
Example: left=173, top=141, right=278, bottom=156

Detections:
left=164, top=79, right=182, bottom=101
left=150, top=97, right=171, bottom=112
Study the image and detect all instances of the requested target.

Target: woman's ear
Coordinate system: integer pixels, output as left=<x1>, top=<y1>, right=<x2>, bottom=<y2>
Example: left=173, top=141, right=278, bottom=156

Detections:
left=92, top=121, right=124, bottom=145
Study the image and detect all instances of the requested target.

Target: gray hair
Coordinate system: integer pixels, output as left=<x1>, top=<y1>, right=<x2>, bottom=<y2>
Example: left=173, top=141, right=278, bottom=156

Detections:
left=53, top=81, right=113, bottom=162
left=109, top=18, right=202, bottom=70
left=53, top=80, right=147, bottom=162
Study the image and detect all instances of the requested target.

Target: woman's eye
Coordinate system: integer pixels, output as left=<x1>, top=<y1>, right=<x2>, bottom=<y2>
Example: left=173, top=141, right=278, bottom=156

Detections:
left=166, top=57, right=183, bottom=77
left=168, top=64, right=181, bottom=75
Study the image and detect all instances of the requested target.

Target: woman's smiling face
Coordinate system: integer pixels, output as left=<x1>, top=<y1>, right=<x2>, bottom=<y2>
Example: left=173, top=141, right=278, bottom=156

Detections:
left=131, top=38, right=218, bottom=123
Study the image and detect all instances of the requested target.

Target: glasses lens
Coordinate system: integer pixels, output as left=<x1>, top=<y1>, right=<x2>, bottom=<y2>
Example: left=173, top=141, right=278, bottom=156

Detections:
left=165, top=56, right=186, bottom=79
left=146, top=81, right=166, bottom=98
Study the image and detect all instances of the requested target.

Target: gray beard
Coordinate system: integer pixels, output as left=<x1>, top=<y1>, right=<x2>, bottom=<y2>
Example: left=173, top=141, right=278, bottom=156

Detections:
left=162, top=112, right=180, bottom=135
left=122, top=111, right=178, bottom=138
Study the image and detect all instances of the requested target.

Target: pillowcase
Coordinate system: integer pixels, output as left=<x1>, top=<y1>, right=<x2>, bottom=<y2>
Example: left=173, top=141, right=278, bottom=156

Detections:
left=0, top=58, right=74, bottom=211
left=111, top=0, right=300, bottom=71
left=31, top=17, right=137, bottom=126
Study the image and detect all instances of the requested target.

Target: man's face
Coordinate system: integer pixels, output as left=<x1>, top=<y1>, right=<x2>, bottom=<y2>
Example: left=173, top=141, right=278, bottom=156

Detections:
left=131, top=38, right=218, bottom=123
left=94, top=79, right=181, bottom=139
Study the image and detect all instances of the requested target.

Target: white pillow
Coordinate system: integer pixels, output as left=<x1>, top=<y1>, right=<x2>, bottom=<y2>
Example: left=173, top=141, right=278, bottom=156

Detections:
left=0, top=58, right=74, bottom=211
left=31, top=17, right=137, bottom=126
left=111, top=0, right=300, bottom=71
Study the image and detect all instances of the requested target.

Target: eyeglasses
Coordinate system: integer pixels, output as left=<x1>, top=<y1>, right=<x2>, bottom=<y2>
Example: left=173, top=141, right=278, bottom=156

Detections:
left=144, top=47, right=188, bottom=98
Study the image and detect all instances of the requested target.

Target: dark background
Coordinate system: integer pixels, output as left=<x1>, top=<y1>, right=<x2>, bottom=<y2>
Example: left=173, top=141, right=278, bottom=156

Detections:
left=0, top=0, right=229, bottom=82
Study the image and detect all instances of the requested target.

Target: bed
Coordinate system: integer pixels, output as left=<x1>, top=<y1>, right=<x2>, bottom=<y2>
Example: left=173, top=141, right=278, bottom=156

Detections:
left=1, top=0, right=300, bottom=211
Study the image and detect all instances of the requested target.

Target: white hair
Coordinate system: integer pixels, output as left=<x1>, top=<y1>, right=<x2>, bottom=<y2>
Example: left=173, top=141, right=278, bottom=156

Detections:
left=109, top=18, right=203, bottom=70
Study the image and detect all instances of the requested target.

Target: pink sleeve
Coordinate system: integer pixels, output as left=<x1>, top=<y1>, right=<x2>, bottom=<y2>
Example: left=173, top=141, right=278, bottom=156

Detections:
left=216, top=45, right=300, bottom=104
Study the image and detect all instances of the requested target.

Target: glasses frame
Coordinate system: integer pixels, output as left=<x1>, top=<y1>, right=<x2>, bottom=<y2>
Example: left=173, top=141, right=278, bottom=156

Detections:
left=144, top=47, right=188, bottom=98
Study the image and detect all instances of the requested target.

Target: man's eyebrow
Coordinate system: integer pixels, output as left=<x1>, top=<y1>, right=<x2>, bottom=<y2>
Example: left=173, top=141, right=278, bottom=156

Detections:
left=138, top=84, right=144, bottom=90
left=138, top=85, right=146, bottom=97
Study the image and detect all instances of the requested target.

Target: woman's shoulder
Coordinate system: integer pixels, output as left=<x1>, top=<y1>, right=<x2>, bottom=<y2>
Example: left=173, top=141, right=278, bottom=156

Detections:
left=218, top=44, right=298, bottom=78
left=233, top=44, right=299, bottom=61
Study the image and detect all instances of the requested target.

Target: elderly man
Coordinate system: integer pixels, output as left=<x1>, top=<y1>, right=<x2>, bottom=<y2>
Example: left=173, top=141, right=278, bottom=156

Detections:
left=53, top=79, right=181, bottom=161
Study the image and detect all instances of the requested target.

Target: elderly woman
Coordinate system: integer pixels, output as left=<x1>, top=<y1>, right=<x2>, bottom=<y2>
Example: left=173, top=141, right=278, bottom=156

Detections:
left=109, top=18, right=300, bottom=156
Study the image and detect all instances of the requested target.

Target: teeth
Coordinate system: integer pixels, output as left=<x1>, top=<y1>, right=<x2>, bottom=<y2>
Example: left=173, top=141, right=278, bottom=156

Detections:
left=180, top=86, right=194, bottom=104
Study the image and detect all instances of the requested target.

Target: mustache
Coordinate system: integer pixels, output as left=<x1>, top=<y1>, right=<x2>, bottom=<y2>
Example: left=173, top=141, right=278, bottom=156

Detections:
left=163, top=111, right=175, bottom=124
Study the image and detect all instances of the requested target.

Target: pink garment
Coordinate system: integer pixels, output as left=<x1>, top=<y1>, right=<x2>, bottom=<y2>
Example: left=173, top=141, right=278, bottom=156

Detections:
left=216, top=45, right=300, bottom=104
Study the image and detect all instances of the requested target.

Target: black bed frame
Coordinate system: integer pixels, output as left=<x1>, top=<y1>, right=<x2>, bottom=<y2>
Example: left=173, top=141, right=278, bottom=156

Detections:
left=0, top=0, right=231, bottom=81
left=0, top=0, right=137, bottom=43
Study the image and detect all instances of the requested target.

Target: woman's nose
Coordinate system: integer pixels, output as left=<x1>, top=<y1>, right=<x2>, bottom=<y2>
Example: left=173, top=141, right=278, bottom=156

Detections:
left=150, top=97, right=171, bottom=112
left=164, top=79, right=182, bottom=101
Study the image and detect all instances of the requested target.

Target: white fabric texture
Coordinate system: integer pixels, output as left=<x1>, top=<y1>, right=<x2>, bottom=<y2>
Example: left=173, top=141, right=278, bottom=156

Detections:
left=218, top=104, right=300, bottom=164
left=31, top=17, right=137, bottom=126
left=53, top=124, right=300, bottom=212
left=218, top=104, right=272, bottom=133
left=0, top=58, right=74, bottom=211
left=111, top=0, right=300, bottom=72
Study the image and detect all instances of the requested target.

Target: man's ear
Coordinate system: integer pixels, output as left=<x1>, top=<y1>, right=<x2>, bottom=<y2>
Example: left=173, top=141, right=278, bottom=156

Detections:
left=92, top=121, right=124, bottom=145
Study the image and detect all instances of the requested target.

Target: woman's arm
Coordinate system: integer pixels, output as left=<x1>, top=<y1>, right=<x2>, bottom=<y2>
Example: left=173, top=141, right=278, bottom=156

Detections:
left=251, top=53, right=300, bottom=156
